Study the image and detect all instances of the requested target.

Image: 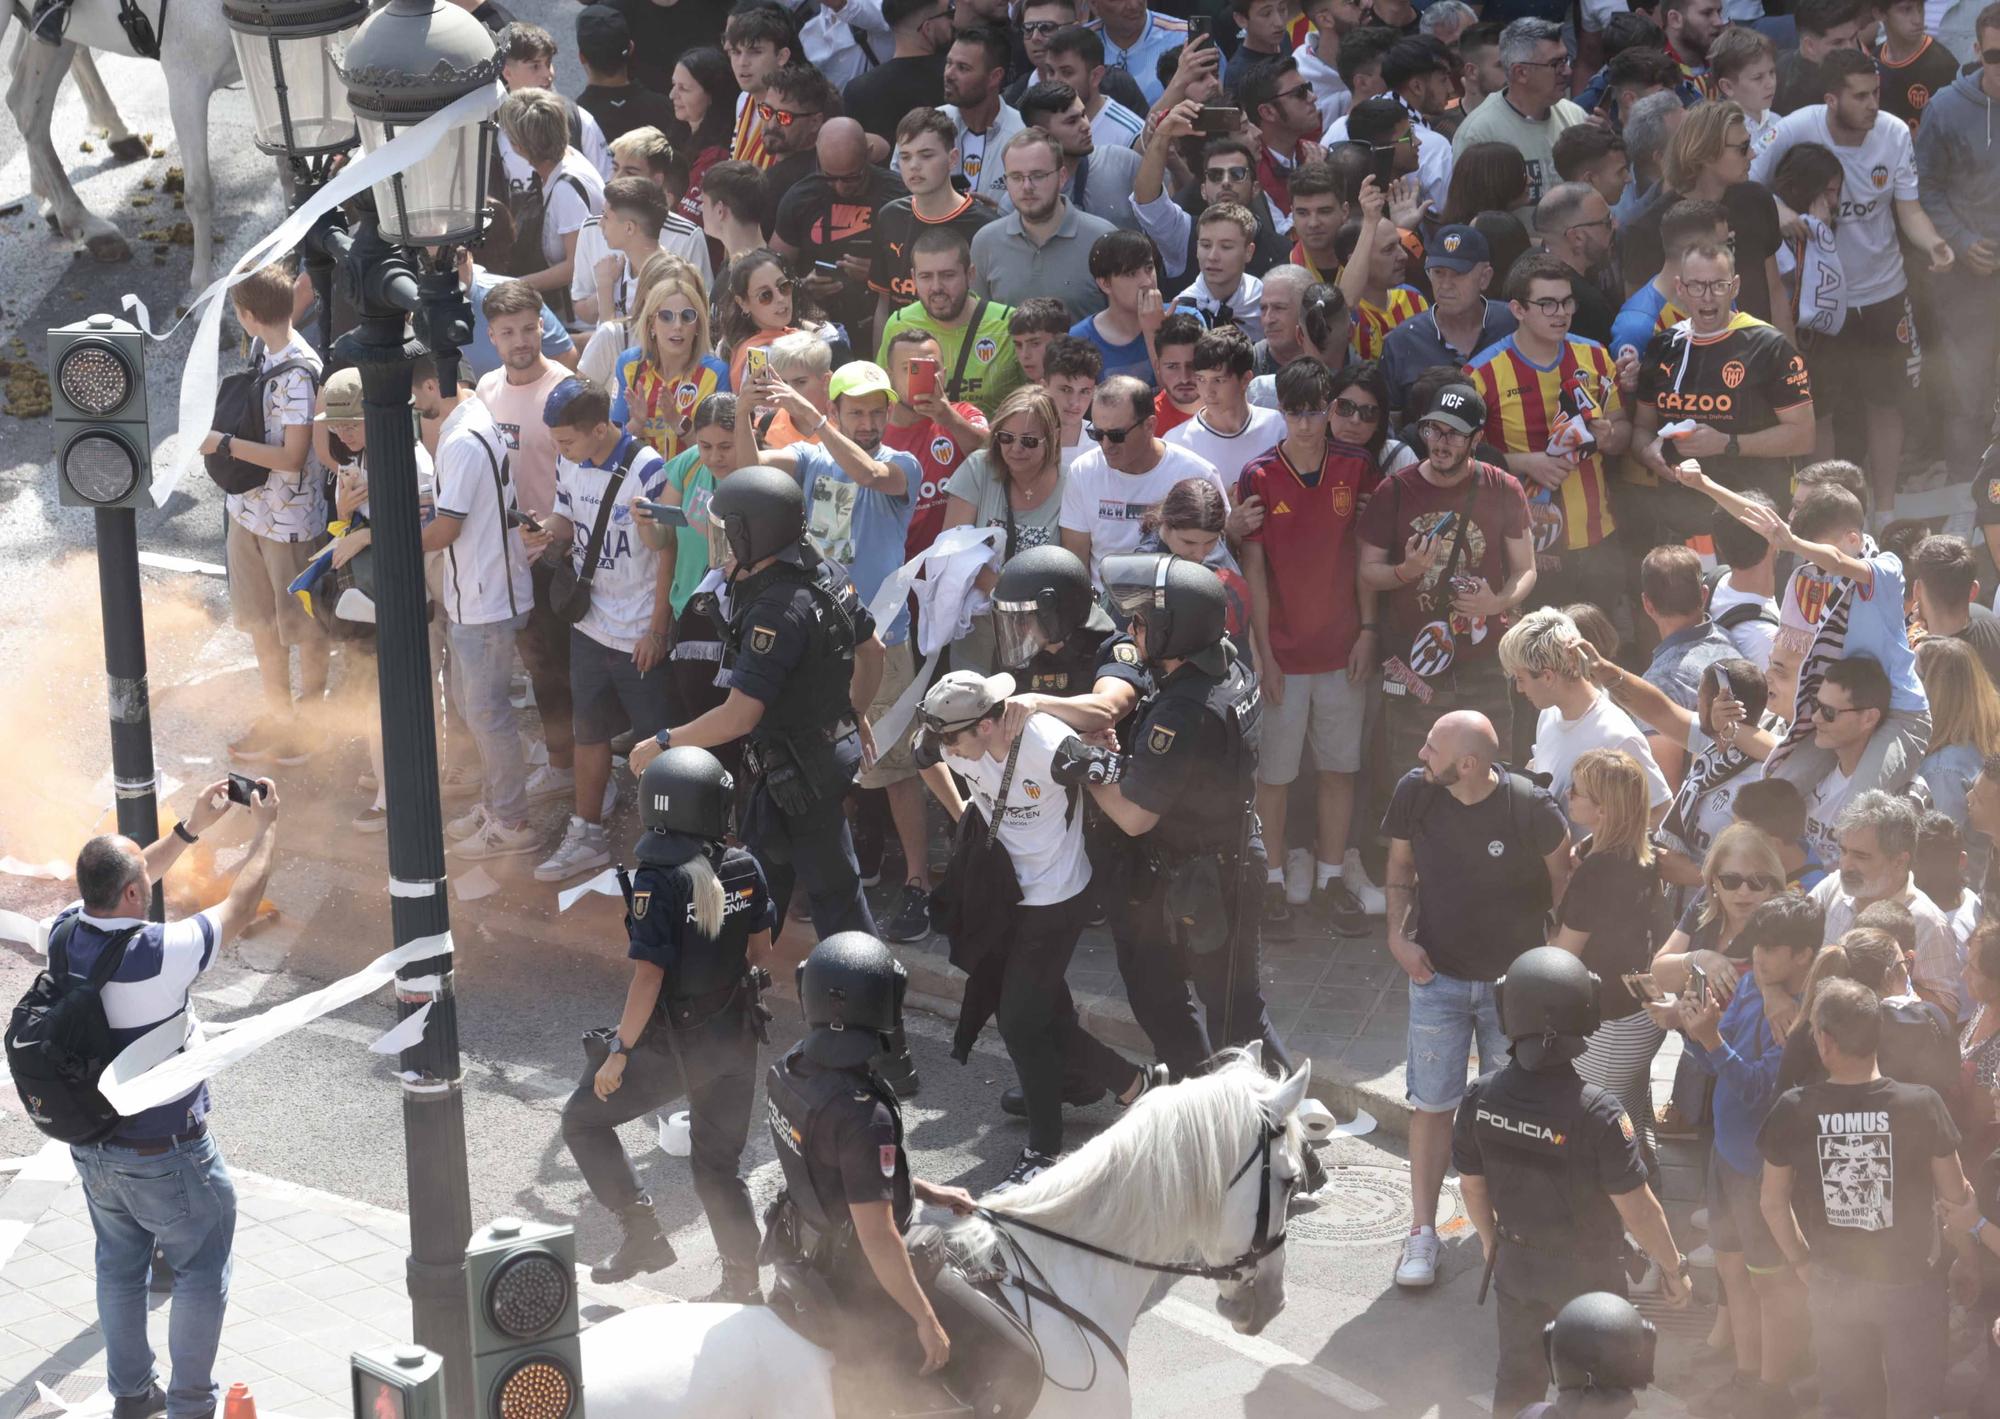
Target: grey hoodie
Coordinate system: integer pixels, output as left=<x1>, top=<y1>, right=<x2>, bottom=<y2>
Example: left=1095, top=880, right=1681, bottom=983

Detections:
left=1915, top=70, right=2000, bottom=254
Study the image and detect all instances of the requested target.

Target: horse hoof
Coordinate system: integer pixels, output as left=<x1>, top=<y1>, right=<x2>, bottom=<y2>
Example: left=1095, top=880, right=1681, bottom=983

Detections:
left=107, top=135, right=148, bottom=163
left=85, top=231, right=131, bottom=263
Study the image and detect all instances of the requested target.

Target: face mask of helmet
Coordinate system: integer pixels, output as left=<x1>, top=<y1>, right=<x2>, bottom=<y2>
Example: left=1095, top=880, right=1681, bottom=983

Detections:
left=992, top=589, right=1066, bottom=668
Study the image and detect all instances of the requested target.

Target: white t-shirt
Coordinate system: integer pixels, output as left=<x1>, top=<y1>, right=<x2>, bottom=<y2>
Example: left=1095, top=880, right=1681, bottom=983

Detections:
left=499, top=104, right=611, bottom=192
left=433, top=397, right=533, bottom=627
left=536, top=151, right=608, bottom=266
left=567, top=212, right=715, bottom=317
left=1530, top=691, right=1671, bottom=832
left=554, top=435, right=670, bottom=652
left=1708, top=572, right=1778, bottom=671
left=1752, top=106, right=1918, bottom=307
left=1804, top=762, right=1855, bottom=868
left=229, top=333, right=325, bottom=542
left=1059, top=443, right=1227, bottom=582
left=944, top=713, right=1092, bottom=906
left=1091, top=97, right=1147, bottom=151
left=1163, top=406, right=1286, bottom=486
left=1319, top=111, right=1454, bottom=215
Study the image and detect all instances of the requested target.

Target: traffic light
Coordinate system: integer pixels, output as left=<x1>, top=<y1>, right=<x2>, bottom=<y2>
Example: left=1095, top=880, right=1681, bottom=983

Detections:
left=47, top=314, right=152, bottom=508
left=466, top=1218, right=583, bottom=1419
left=351, top=1345, right=444, bottom=1419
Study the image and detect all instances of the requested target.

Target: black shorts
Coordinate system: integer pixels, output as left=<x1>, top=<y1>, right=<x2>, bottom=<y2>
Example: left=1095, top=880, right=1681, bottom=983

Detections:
left=1706, top=1146, right=1784, bottom=1271
left=568, top=627, right=670, bottom=746
left=1805, top=294, right=1921, bottom=410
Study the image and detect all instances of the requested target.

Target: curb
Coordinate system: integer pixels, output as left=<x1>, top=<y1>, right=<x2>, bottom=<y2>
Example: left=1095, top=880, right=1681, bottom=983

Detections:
left=899, top=949, right=1416, bottom=1141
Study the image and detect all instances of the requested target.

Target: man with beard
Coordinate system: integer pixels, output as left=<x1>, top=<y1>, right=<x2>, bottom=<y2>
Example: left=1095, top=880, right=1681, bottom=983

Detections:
left=1809, top=791, right=1961, bottom=1015
left=1014, top=82, right=1143, bottom=229
left=870, top=108, right=997, bottom=333
left=1660, top=0, right=1723, bottom=92
left=1535, top=182, right=1620, bottom=346
left=1037, top=20, right=1148, bottom=149
left=972, top=129, right=1117, bottom=315
left=755, top=62, right=840, bottom=209
left=1134, top=105, right=1293, bottom=280
left=941, top=27, right=1026, bottom=202
left=877, top=228, right=1024, bottom=412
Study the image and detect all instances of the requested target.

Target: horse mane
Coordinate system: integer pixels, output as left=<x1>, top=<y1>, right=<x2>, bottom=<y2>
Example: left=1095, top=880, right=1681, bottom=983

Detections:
left=949, top=1052, right=1299, bottom=1270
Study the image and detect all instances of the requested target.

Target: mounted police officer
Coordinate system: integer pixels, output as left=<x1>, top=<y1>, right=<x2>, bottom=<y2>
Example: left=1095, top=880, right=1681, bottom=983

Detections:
left=1519, top=1292, right=1658, bottom=1418
left=626, top=465, right=919, bottom=1092
left=764, top=934, right=1042, bottom=1416
left=1454, top=947, right=1689, bottom=1417
left=560, top=746, right=772, bottom=1301
left=1076, top=551, right=1289, bottom=1079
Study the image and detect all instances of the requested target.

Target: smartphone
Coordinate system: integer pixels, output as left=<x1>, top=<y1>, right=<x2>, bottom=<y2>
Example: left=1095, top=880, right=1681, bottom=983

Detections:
left=1193, top=105, right=1241, bottom=136
left=813, top=260, right=841, bottom=278
left=1429, top=510, right=1458, bottom=541
left=1187, top=13, right=1209, bottom=39
left=746, top=347, right=770, bottom=379
left=908, top=356, right=940, bottom=398
left=1687, top=963, right=1711, bottom=1009
left=507, top=508, right=544, bottom=534
left=1621, top=971, right=1666, bottom=1004
left=1372, top=143, right=1397, bottom=192
left=226, top=772, right=268, bottom=806
left=635, top=497, right=690, bottom=528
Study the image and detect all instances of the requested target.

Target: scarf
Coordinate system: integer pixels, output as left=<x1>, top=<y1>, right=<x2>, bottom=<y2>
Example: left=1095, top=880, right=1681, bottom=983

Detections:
left=1765, top=540, right=1870, bottom=779
left=1661, top=709, right=1785, bottom=854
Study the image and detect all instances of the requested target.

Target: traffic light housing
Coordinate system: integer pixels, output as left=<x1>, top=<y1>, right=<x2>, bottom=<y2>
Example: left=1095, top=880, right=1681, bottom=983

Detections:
left=47, top=314, right=152, bottom=509
left=351, top=1345, right=445, bottom=1419
left=466, top=1218, right=583, bottom=1419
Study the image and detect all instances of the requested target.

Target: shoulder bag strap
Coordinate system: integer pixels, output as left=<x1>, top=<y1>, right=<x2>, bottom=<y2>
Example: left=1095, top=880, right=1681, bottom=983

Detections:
left=477, top=432, right=522, bottom=617
left=574, top=440, right=642, bottom=589
left=47, top=916, right=78, bottom=981
left=1431, top=470, right=1482, bottom=594
left=89, top=926, right=145, bottom=989
left=945, top=297, right=990, bottom=401
left=976, top=731, right=1026, bottom=851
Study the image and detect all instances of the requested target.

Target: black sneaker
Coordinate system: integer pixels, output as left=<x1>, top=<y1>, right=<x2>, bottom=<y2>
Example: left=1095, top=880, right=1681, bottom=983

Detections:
left=112, top=1385, right=167, bottom=1419
left=1313, top=879, right=1369, bottom=938
left=990, top=1148, right=1058, bottom=1195
left=887, top=881, right=932, bottom=942
left=1000, top=1078, right=1109, bottom=1117
left=698, top=1266, right=763, bottom=1304
left=1262, top=881, right=1293, bottom=936
left=590, top=1205, right=678, bottom=1283
left=854, top=818, right=884, bottom=888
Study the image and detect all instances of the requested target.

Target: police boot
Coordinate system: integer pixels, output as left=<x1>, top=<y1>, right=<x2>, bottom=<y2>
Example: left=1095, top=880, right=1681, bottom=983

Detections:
left=697, top=1264, right=763, bottom=1304
left=590, top=1199, right=678, bottom=1283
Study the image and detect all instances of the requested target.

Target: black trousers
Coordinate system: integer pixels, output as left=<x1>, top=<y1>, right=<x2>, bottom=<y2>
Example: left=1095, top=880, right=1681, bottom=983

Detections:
left=744, top=782, right=877, bottom=939
left=559, top=1007, right=762, bottom=1271
left=995, top=893, right=1136, bottom=1155
left=1111, top=853, right=1289, bottom=1079
left=1493, top=1253, right=1628, bottom=1417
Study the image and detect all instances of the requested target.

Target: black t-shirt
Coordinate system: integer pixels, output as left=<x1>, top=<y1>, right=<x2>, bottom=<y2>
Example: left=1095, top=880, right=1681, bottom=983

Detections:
left=774, top=168, right=907, bottom=334
left=615, top=0, right=731, bottom=93
left=1952, top=604, right=2000, bottom=690
left=1636, top=313, right=1813, bottom=503
left=1775, top=50, right=1823, bottom=117
left=1558, top=845, right=1660, bottom=1018
left=1876, top=38, right=1962, bottom=133
left=1571, top=272, right=1617, bottom=347
left=868, top=193, right=998, bottom=305
left=844, top=55, right=948, bottom=142
left=1777, top=999, right=1960, bottom=1103
left=578, top=83, right=681, bottom=144
left=1621, top=183, right=1782, bottom=323
left=626, top=845, right=775, bottom=996
left=1757, top=1075, right=1962, bottom=1282
left=761, top=152, right=820, bottom=233
left=1382, top=767, right=1569, bottom=981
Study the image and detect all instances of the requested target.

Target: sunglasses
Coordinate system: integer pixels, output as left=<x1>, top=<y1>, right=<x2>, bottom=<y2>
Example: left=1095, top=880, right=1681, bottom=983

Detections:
left=1022, top=19, right=1063, bottom=34
left=1205, top=164, right=1253, bottom=183
left=994, top=430, right=1046, bottom=450
left=755, top=102, right=818, bottom=126
left=1333, top=395, right=1381, bottom=422
left=654, top=307, right=701, bottom=325
left=1723, top=138, right=1752, bottom=156
left=1813, top=701, right=1867, bottom=721
left=750, top=278, right=794, bottom=305
left=1715, top=872, right=1780, bottom=892
left=1272, top=80, right=1316, bottom=104
left=1984, top=46, right=2000, bottom=63
left=1085, top=417, right=1148, bottom=444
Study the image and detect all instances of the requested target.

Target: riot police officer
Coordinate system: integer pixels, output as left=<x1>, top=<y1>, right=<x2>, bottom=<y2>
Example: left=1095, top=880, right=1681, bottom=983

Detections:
left=560, top=747, right=770, bottom=1301
left=766, top=934, right=1042, bottom=1413
left=988, top=544, right=1117, bottom=693
left=1518, top=1292, right=1657, bottom=1418
left=1081, top=552, right=1289, bottom=1078
left=1454, top=947, right=1689, bottom=1417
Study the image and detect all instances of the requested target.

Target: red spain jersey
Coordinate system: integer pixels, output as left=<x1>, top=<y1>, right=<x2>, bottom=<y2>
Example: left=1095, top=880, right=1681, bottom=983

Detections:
left=1236, top=438, right=1381, bottom=674
left=1354, top=286, right=1429, bottom=362
left=1465, top=332, right=1622, bottom=552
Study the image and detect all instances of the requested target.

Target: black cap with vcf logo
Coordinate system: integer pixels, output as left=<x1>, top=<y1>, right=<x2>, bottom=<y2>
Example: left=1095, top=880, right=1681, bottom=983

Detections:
left=1421, top=382, right=1487, bottom=435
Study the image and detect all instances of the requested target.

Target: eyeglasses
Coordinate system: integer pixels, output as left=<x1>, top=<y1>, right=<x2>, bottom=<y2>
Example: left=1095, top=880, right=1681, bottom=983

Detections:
left=750, top=277, right=794, bottom=305
left=1333, top=395, right=1381, bottom=423
left=1419, top=420, right=1471, bottom=441
left=1813, top=701, right=1868, bottom=721
left=1520, top=294, right=1578, bottom=316
left=1714, top=872, right=1781, bottom=892
left=655, top=307, right=702, bottom=325
left=756, top=102, right=819, bottom=126
left=1678, top=277, right=1738, bottom=298
left=1565, top=215, right=1615, bottom=234
left=1371, top=131, right=1416, bottom=151
left=1085, top=417, right=1149, bottom=444
left=1723, top=138, right=1752, bottom=156
left=1005, top=166, right=1061, bottom=185
left=994, top=430, right=1046, bottom=450
left=822, top=165, right=870, bottom=185
left=1515, top=54, right=1574, bottom=72
left=1022, top=19, right=1064, bottom=34
left=1205, top=164, right=1253, bottom=183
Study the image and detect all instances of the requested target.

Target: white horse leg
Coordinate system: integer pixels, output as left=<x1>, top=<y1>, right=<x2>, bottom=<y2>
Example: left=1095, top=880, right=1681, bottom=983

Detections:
left=69, top=49, right=146, bottom=159
left=164, top=67, right=218, bottom=294
left=7, top=35, right=130, bottom=262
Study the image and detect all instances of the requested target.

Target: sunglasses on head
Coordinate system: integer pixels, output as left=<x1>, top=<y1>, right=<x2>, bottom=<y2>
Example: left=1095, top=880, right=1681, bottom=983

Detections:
left=1715, top=872, right=1780, bottom=892
left=994, top=430, right=1046, bottom=450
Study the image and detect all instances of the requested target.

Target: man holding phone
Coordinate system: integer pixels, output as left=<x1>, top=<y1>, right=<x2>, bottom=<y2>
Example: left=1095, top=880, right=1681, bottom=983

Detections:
left=772, top=118, right=905, bottom=348
left=880, top=330, right=990, bottom=560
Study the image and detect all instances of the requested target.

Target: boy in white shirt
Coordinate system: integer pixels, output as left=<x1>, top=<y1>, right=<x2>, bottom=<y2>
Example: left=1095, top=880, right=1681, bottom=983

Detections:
left=1172, top=203, right=1266, bottom=342
left=569, top=133, right=713, bottom=325
left=1164, top=327, right=1285, bottom=482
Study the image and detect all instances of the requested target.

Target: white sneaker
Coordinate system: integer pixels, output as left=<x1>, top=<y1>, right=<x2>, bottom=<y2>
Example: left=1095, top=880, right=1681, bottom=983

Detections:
left=450, top=816, right=542, bottom=862
left=1343, top=849, right=1388, bottom=915
left=439, top=761, right=483, bottom=801
left=1689, top=1206, right=1710, bottom=1232
left=445, top=803, right=491, bottom=843
left=535, top=816, right=610, bottom=882
left=525, top=764, right=575, bottom=804
left=1394, top=1227, right=1439, bottom=1288
left=1687, top=1242, right=1716, bottom=1268
left=1283, top=847, right=1312, bottom=906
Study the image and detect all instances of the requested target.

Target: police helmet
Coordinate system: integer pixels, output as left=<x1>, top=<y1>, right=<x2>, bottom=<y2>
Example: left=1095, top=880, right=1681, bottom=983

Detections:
left=796, top=932, right=905, bottom=1069
left=638, top=746, right=732, bottom=842
left=1496, top=946, right=1601, bottom=1068
left=1100, top=552, right=1229, bottom=668
left=708, top=465, right=804, bottom=567
left=1543, top=1292, right=1656, bottom=1392
left=992, top=545, right=1095, bottom=669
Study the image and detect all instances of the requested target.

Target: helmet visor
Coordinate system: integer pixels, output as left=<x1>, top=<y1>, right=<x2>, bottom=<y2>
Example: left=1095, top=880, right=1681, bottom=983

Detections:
left=1099, top=552, right=1172, bottom=620
left=991, top=594, right=1055, bottom=669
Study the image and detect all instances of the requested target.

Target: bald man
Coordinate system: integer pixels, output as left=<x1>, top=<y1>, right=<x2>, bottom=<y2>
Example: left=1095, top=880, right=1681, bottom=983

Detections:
left=773, top=115, right=909, bottom=345
left=1379, top=710, right=1571, bottom=1290
left=55, top=778, right=281, bottom=1419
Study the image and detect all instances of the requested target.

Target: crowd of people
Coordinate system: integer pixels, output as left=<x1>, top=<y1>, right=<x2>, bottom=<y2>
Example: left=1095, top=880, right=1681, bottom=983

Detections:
left=48, top=0, right=2000, bottom=1410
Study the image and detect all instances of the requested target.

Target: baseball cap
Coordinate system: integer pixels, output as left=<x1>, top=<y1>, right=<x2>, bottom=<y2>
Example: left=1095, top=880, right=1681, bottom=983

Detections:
left=1421, top=383, right=1487, bottom=435
left=574, top=4, right=632, bottom=66
left=828, top=360, right=893, bottom=403
left=312, top=367, right=364, bottom=423
left=918, top=671, right=1017, bottom=735
left=1425, top=224, right=1491, bottom=274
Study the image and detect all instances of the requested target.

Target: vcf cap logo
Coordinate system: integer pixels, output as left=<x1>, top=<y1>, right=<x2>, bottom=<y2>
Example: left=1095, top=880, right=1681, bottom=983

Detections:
left=1721, top=360, right=1746, bottom=389
left=1443, top=232, right=1461, bottom=252
left=974, top=336, right=998, bottom=364
left=1441, top=390, right=1468, bottom=413
left=929, top=435, right=956, bottom=463
left=1871, top=163, right=1889, bottom=189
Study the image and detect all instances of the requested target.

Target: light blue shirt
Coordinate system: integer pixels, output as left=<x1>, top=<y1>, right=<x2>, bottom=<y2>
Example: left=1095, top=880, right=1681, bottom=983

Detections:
left=795, top=442, right=916, bottom=645
left=1087, top=11, right=1190, bottom=104
left=1841, top=550, right=1928, bottom=714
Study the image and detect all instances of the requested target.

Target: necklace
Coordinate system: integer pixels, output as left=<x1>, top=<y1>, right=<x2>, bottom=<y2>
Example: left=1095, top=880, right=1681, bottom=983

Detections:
left=1009, top=465, right=1058, bottom=508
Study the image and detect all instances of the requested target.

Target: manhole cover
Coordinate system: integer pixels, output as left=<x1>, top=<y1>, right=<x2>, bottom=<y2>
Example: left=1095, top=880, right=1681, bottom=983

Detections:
left=15, top=1372, right=104, bottom=1419
left=1286, top=1163, right=1463, bottom=1244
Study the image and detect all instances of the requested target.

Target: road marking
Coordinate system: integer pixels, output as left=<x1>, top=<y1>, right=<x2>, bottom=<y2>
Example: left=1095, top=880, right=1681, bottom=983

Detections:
left=1154, top=1296, right=1387, bottom=1412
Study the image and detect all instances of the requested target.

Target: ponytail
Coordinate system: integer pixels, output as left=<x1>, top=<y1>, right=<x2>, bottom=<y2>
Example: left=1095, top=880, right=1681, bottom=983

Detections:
left=685, top=851, right=725, bottom=941
left=1790, top=927, right=1901, bottom=1038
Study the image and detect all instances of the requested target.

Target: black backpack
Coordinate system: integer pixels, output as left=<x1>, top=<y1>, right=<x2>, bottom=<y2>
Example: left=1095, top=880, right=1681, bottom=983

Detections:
left=6, top=917, right=145, bottom=1144
left=204, top=346, right=321, bottom=495
left=1704, top=569, right=1780, bottom=634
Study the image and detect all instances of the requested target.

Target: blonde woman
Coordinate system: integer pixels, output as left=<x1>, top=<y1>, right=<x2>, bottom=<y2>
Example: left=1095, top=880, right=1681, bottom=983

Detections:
left=1555, top=748, right=1668, bottom=1161
left=612, top=269, right=730, bottom=462
left=941, top=385, right=1066, bottom=674
left=1916, top=635, right=2000, bottom=827
left=1650, top=822, right=1787, bottom=1002
left=1638, top=98, right=1787, bottom=332
left=578, top=251, right=695, bottom=386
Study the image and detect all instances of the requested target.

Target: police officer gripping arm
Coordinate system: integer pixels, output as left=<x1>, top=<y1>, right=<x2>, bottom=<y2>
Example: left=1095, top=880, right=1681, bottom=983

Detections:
left=1454, top=947, right=1688, bottom=1418
left=1518, top=1292, right=1659, bottom=1418
left=561, top=747, right=772, bottom=1301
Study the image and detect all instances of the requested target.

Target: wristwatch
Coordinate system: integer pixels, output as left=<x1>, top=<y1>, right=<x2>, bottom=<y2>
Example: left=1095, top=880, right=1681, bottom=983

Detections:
left=1974, top=1216, right=1990, bottom=1241
left=607, top=1035, right=628, bottom=1057
left=173, top=821, right=199, bottom=845
left=653, top=726, right=672, bottom=750
left=1724, top=433, right=1741, bottom=457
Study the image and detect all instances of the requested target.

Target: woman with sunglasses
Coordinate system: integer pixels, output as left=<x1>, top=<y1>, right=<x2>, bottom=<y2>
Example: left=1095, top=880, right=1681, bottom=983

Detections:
left=1915, top=636, right=2000, bottom=833
left=612, top=270, right=731, bottom=462
left=940, top=387, right=1067, bottom=672
left=719, top=247, right=832, bottom=389
left=1649, top=822, right=1787, bottom=1005
left=666, top=47, right=739, bottom=222
left=578, top=251, right=689, bottom=387
left=1327, top=361, right=1415, bottom=472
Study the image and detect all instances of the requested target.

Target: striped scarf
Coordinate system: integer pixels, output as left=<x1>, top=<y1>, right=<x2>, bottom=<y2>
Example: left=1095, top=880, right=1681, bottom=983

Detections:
left=1661, top=709, right=1784, bottom=853
left=1765, top=543, right=1869, bottom=779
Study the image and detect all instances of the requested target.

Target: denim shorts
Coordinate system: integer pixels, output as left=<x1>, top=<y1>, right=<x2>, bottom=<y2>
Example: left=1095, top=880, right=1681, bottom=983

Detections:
left=1405, top=971, right=1507, bottom=1112
left=568, top=628, right=670, bottom=746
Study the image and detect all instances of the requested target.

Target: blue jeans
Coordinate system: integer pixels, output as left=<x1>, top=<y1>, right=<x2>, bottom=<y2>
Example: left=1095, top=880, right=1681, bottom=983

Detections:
left=72, top=1132, right=236, bottom=1419
left=1405, top=972, right=1507, bottom=1112
left=447, top=612, right=531, bottom=823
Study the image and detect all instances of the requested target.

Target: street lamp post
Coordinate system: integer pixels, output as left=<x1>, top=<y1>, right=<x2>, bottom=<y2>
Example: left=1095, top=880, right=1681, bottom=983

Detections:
left=226, top=5, right=497, bottom=1414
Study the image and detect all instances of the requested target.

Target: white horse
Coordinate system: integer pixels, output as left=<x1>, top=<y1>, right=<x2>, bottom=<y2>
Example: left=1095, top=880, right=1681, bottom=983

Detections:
left=1, top=0, right=240, bottom=293
left=582, top=1050, right=1313, bottom=1418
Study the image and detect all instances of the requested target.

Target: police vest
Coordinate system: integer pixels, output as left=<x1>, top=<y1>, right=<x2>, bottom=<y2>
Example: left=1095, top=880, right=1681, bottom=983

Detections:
left=1467, top=1065, right=1627, bottom=1252
left=766, top=1046, right=911, bottom=1239
left=727, top=559, right=861, bottom=741
left=1139, top=647, right=1261, bottom=856
left=626, top=851, right=761, bottom=1001
left=1021, top=625, right=1112, bottom=698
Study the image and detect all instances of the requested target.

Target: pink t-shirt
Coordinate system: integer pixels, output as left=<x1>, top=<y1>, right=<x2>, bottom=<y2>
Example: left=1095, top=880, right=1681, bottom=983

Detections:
left=475, top=361, right=569, bottom=517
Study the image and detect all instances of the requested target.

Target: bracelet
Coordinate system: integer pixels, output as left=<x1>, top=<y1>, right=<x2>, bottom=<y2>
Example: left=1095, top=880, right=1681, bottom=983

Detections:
left=809, top=413, right=830, bottom=437
left=173, top=821, right=199, bottom=845
left=1975, top=1217, right=1990, bottom=1241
